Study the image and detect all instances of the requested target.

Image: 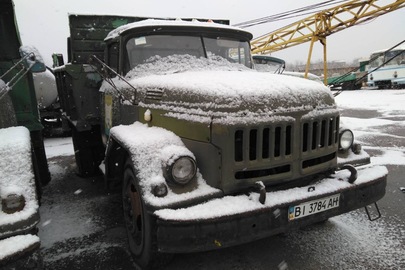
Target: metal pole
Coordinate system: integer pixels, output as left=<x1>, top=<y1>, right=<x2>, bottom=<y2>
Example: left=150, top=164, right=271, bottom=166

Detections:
left=322, top=37, right=328, bottom=85
left=305, top=36, right=317, bottom=79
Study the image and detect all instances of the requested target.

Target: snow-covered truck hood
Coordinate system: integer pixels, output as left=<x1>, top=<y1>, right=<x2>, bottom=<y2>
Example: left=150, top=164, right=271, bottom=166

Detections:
left=107, top=55, right=336, bottom=115
left=131, top=70, right=335, bottom=114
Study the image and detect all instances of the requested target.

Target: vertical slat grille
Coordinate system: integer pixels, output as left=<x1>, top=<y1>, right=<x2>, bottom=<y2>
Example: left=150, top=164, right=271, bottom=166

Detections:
left=232, top=114, right=339, bottom=180
left=234, top=124, right=292, bottom=162
left=286, top=125, right=292, bottom=155
left=328, top=118, right=333, bottom=146
left=234, top=130, right=243, bottom=162
left=302, top=116, right=339, bottom=153
left=274, top=127, right=281, bottom=157
left=335, top=116, right=340, bottom=144
left=249, top=130, right=257, bottom=160
left=262, top=128, right=270, bottom=159
left=312, top=122, right=318, bottom=150
left=320, top=120, right=326, bottom=148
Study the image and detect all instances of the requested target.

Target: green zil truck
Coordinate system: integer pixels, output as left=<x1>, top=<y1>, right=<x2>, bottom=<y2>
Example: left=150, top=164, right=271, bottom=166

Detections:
left=53, top=15, right=387, bottom=269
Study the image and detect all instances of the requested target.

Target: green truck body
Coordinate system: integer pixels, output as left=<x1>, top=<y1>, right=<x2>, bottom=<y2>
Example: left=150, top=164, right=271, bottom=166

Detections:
left=0, top=0, right=50, bottom=266
left=53, top=14, right=387, bottom=269
left=327, top=72, right=366, bottom=90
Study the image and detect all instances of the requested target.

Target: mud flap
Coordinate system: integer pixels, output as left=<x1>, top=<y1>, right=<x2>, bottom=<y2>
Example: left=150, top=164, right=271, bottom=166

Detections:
left=364, top=202, right=381, bottom=221
left=71, top=125, right=105, bottom=177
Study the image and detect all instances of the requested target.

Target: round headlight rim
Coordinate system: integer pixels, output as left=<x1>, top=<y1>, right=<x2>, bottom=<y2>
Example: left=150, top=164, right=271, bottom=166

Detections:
left=339, top=129, right=354, bottom=151
left=165, top=155, right=197, bottom=186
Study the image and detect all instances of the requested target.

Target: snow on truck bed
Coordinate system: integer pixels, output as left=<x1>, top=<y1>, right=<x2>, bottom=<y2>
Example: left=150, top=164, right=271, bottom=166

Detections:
left=0, top=126, right=38, bottom=231
left=105, top=19, right=252, bottom=40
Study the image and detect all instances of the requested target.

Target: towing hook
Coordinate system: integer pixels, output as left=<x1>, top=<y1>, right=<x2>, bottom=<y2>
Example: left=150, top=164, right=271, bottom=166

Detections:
left=254, top=181, right=266, bottom=205
left=342, top=164, right=358, bottom=183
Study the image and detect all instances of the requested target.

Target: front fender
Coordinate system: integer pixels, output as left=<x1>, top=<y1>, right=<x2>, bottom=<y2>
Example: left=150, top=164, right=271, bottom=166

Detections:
left=106, top=122, right=221, bottom=210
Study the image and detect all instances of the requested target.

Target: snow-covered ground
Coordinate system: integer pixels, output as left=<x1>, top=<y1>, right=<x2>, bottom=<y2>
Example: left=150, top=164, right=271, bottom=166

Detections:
left=335, top=89, right=405, bottom=166
left=334, top=89, right=405, bottom=114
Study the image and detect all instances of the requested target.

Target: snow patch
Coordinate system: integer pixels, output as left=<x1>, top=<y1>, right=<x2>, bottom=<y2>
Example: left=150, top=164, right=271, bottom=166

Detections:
left=371, top=149, right=405, bottom=165
left=0, top=234, right=39, bottom=261
left=335, top=90, right=405, bottom=116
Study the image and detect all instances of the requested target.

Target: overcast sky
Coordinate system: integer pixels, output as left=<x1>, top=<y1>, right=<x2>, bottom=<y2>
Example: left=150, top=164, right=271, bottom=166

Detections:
left=13, top=0, right=405, bottom=67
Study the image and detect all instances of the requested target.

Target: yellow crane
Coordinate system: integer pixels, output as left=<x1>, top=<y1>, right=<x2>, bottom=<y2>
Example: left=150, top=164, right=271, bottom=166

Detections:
left=250, top=0, right=405, bottom=84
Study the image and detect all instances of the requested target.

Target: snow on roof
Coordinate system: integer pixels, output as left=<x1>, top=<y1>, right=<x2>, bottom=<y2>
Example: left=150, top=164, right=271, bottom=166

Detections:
left=370, top=45, right=405, bottom=54
left=0, top=126, right=39, bottom=233
left=105, top=19, right=252, bottom=41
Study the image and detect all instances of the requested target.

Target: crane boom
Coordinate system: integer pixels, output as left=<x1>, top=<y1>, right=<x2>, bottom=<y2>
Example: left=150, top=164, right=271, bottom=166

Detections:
left=250, top=0, right=405, bottom=83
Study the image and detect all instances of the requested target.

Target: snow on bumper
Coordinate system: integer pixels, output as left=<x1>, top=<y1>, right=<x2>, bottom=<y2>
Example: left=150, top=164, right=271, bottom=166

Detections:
left=0, top=201, right=39, bottom=265
left=154, top=165, right=387, bottom=253
left=338, top=148, right=370, bottom=168
left=0, top=234, right=40, bottom=265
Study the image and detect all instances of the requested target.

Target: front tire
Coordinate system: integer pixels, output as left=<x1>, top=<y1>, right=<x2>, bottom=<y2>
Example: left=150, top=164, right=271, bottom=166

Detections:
left=122, top=160, right=171, bottom=269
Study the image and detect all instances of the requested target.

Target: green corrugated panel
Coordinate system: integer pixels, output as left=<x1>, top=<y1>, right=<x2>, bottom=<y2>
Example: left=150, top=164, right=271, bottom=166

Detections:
left=0, top=0, right=42, bottom=132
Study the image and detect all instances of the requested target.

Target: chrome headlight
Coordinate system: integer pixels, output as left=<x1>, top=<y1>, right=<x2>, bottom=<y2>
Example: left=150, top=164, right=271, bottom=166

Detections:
left=165, top=156, right=197, bottom=185
left=2, top=194, right=26, bottom=214
left=339, top=129, right=354, bottom=151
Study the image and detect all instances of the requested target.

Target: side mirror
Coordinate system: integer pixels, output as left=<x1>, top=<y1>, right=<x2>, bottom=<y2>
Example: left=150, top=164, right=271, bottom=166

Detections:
left=19, top=46, right=46, bottom=73
left=52, top=53, right=64, bottom=68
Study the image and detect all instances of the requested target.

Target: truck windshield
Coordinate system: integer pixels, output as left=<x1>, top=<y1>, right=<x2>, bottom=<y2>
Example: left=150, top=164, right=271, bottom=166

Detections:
left=369, top=50, right=405, bottom=68
left=253, top=56, right=285, bottom=74
left=125, top=35, right=251, bottom=74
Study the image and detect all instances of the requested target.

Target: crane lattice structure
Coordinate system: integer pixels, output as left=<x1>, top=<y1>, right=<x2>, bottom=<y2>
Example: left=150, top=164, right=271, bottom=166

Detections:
left=249, top=0, right=405, bottom=84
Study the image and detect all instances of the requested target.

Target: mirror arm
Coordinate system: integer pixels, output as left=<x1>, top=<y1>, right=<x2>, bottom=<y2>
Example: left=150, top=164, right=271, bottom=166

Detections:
left=0, top=53, right=36, bottom=101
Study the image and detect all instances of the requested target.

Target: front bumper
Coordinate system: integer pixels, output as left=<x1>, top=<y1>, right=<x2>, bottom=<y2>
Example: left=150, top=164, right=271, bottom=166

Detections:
left=393, top=78, right=405, bottom=88
left=0, top=234, right=40, bottom=266
left=0, top=208, right=40, bottom=265
left=154, top=165, right=387, bottom=253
